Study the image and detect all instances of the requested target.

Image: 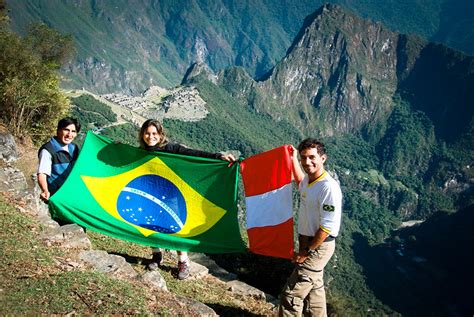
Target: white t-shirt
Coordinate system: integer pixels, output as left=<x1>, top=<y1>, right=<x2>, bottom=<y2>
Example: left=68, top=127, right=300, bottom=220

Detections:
left=298, top=171, right=342, bottom=237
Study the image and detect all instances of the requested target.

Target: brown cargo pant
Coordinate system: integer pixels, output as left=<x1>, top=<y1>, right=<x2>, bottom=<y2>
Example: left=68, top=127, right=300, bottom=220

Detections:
left=278, top=240, right=335, bottom=317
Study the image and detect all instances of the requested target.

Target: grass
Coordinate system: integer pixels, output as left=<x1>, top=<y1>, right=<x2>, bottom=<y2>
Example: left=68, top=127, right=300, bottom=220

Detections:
left=1, top=271, right=149, bottom=315
left=0, top=193, right=274, bottom=316
left=0, top=193, right=153, bottom=315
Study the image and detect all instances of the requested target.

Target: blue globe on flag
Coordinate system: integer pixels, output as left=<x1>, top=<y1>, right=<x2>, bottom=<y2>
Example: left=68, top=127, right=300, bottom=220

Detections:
left=116, top=174, right=187, bottom=233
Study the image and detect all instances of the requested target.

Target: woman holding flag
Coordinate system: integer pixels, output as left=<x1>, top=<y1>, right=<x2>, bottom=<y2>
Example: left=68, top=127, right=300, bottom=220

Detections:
left=138, top=119, right=235, bottom=279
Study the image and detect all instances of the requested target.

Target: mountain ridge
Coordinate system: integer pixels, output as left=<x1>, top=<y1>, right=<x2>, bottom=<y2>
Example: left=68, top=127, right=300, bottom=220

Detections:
left=7, top=0, right=474, bottom=94
left=183, top=4, right=473, bottom=142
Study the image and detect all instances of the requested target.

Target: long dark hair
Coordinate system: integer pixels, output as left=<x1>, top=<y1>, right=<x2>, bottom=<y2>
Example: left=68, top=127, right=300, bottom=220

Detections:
left=138, top=119, right=169, bottom=149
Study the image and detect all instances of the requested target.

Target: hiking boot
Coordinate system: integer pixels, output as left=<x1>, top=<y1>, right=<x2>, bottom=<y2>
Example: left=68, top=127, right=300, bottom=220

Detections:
left=177, top=260, right=190, bottom=280
left=148, top=251, right=163, bottom=271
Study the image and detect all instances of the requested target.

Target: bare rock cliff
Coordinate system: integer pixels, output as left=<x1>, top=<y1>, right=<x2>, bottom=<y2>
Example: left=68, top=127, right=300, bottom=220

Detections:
left=255, top=4, right=399, bottom=136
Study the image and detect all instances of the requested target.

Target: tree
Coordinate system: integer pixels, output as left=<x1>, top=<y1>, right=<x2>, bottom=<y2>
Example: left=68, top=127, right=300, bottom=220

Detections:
left=25, top=23, right=75, bottom=68
left=0, top=20, right=74, bottom=142
left=0, top=0, right=7, bottom=27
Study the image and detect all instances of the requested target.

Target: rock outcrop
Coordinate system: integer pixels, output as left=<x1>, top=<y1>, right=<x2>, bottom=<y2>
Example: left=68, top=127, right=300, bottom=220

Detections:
left=0, top=133, right=19, bottom=162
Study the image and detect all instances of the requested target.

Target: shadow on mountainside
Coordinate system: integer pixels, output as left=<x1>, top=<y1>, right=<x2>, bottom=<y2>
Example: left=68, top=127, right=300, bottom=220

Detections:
left=396, top=43, right=474, bottom=142
left=352, top=206, right=474, bottom=316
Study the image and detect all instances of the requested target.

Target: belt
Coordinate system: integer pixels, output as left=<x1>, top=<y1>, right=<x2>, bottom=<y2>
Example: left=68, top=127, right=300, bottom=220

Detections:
left=324, top=235, right=336, bottom=242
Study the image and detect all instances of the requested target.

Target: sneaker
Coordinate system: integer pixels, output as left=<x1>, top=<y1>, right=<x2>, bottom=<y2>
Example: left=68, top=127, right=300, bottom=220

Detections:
left=177, top=260, right=190, bottom=280
left=148, top=251, right=163, bottom=271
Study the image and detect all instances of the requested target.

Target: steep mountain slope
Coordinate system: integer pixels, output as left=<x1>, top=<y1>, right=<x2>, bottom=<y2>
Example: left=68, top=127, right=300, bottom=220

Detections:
left=397, top=41, right=474, bottom=141
left=6, top=0, right=474, bottom=94
left=144, top=3, right=473, bottom=223
left=255, top=4, right=399, bottom=136
left=7, top=0, right=304, bottom=94
left=204, top=4, right=473, bottom=142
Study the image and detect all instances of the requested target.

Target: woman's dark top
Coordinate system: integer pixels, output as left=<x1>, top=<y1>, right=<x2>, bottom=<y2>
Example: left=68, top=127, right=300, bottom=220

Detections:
left=144, top=143, right=222, bottom=159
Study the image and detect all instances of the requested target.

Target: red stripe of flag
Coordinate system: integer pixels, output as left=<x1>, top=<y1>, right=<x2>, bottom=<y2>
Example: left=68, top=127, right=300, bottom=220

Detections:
left=240, top=145, right=293, bottom=196
left=247, top=218, right=294, bottom=259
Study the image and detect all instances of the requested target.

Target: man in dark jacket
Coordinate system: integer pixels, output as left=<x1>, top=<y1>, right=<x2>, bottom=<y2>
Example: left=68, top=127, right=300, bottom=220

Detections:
left=37, top=117, right=81, bottom=202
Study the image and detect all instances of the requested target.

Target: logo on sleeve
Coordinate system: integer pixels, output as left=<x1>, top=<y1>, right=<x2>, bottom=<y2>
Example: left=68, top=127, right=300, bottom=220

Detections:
left=323, top=204, right=335, bottom=212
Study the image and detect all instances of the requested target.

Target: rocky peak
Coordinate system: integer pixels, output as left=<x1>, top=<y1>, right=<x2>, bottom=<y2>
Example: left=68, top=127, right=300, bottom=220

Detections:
left=181, top=62, right=217, bottom=85
left=253, top=4, right=400, bottom=136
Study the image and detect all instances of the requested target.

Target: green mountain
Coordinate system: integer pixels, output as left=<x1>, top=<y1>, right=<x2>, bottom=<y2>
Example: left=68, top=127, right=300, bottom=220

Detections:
left=6, top=0, right=474, bottom=94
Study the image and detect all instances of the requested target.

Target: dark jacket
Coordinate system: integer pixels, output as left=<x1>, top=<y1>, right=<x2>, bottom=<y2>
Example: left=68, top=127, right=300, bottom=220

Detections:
left=145, top=143, right=222, bottom=159
left=38, top=137, right=80, bottom=195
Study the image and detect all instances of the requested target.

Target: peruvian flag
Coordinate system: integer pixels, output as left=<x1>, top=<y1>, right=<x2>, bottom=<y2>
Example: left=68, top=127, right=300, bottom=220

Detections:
left=240, top=145, right=294, bottom=259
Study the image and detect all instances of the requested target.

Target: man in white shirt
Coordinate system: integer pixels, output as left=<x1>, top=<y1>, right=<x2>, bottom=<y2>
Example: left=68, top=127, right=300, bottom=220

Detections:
left=279, top=138, right=342, bottom=317
left=37, top=117, right=81, bottom=202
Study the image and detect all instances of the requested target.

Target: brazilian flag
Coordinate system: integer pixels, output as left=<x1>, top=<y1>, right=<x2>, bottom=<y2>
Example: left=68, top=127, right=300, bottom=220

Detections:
left=49, top=132, right=246, bottom=253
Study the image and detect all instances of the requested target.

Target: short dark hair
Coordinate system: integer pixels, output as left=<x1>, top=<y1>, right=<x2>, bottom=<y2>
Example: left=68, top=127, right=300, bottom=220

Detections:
left=57, top=117, right=81, bottom=133
left=297, top=138, right=326, bottom=156
left=138, top=119, right=168, bottom=149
